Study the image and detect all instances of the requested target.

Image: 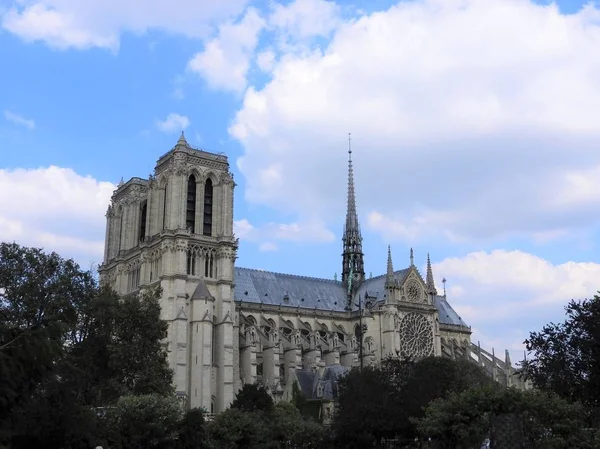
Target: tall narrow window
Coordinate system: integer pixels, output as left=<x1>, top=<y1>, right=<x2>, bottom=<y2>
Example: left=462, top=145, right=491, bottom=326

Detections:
left=187, top=249, right=195, bottom=276
left=203, top=178, right=213, bottom=236
left=118, top=206, right=124, bottom=252
left=186, top=175, right=196, bottom=232
left=139, top=202, right=147, bottom=242
left=162, top=182, right=168, bottom=231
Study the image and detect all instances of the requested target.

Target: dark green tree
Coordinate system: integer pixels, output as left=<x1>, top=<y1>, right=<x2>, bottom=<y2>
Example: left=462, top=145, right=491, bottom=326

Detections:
left=104, top=394, right=182, bottom=449
left=176, top=408, right=206, bottom=449
left=205, top=408, right=271, bottom=449
left=332, top=364, right=404, bottom=448
left=399, top=356, right=494, bottom=440
left=418, top=385, right=597, bottom=449
left=70, top=287, right=174, bottom=406
left=523, top=294, right=600, bottom=407
left=332, top=356, right=492, bottom=447
left=0, top=242, right=96, bottom=419
left=230, top=383, right=273, bottom=413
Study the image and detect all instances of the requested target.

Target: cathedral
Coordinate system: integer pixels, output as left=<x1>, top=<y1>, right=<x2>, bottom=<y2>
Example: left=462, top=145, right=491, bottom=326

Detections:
left=98, top=133, right=526, bottom=415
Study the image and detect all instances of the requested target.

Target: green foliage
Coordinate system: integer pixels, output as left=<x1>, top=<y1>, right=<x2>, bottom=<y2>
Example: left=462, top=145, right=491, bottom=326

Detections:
left=523, top=294, right=600, bottom=407
left=206, top=401, right=327, bottom=449
left=271, top=401, right=328, bottom=447
left=0, top=242, right=96, bottom=418
left=205, top=408, right=271, bottom=449
left=418, top=385, right=596, bottom=449
left=332, top=356, right=491, bottom=446
left=70, top=287, right=174, bottom=405
left=104, top=394, right=183, bottom=449
left=176, top=408, right=206, bottom=449
left=231, top=383, right=274, bottom=413
left=0, top=243, right=175, bottom=448
left=333, top=365, right=403, bottom=447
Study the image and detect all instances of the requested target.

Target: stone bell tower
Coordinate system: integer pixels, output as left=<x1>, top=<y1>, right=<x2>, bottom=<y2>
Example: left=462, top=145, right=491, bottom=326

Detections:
left=99, top=132, right=238, bottom=412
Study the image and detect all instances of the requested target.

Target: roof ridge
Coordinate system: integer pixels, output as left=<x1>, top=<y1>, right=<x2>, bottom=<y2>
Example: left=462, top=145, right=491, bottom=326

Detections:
left=236, top=266, right=343, bottom=284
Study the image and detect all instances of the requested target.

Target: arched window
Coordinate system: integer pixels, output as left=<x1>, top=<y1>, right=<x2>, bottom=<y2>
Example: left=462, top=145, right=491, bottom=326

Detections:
left=139, top=202, right=147, bottom=242
left=186, top=175, right=196, bottom=232
left=186, top=249, right=195, bottom=275
left=203, top=178, right=213, bottom=236
left=162, top=182, right=168, bottom=231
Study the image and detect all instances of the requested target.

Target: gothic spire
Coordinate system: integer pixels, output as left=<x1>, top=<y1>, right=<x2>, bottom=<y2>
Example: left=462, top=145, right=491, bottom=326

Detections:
left=341, top=133, right=364, bottom=285
left=177, top=131, right=188, bottom=147
left=426, top=253, right=437, bottom=296
left=387, top=246, right=394, bottom=279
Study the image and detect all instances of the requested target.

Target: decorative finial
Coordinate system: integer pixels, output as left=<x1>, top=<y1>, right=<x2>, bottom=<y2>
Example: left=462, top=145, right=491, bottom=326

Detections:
left=348, top=132, right=352, bottom=159
left=118, top=177, right=124, bottom=187
left=442, top=277, right=447, bottom=298
left=334, top=272, right=338, bottom=281
left=177, top=131, right=188, bottom=146
left=410, top=247, right=414, bottom=266
left=426, top=253, right=437, bottom=296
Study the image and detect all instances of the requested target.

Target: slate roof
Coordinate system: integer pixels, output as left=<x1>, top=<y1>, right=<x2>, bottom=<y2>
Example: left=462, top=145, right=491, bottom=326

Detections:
left=233, top=267, right=469, bottom=328
left=294, top=365, right=350, bottom=400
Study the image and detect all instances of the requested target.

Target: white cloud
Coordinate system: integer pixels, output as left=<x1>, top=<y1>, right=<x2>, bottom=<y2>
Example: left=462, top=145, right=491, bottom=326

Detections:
left=230, top=0, right=600, bottom=243
left=268, top=0, right=341, bottom=46
left=187, top=7, right=265, bottom=93
left=259, top=242, right=278, bottom=252
left=156, top=113, right=190, bottom=133
left=234, top=217, right=335, bottom=248
left=4, top=110, right=35, bottom=130
left=430, top=249, right=600, bottom=362
left=1, top=0, right=250, bottom=51
left=0, top=166, right=114, bottom=265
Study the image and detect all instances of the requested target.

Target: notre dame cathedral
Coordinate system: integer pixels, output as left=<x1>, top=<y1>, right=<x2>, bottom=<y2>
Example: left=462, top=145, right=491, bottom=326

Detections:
left=98, top=133, right=527, bottom=415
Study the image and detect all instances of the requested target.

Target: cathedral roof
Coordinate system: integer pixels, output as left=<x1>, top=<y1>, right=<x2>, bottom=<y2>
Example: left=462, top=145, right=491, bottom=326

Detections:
left=233, top=267, right=469, bottom=328
left=234, top=267, right=348, bottom=312
left=293, top=365, right=350, bottom=400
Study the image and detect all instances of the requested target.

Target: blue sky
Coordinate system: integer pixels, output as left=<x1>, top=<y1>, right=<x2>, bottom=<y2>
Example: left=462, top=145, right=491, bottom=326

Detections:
left=1, top=0, right=599, bottom=361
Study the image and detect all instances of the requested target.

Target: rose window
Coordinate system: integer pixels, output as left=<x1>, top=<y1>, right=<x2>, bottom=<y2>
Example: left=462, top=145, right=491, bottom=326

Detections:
left=398, top=313, right=434, bottom=358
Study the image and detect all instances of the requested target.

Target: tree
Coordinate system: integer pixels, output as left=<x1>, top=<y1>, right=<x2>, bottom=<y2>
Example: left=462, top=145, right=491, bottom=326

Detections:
left=523, top=294, right=600, bottom=407
left=69, top=287, right=174, bottom=406
left=418, top=385, right=597, bottom=449
left=205, top=408, right=271, bottom=449
left=0, top=243, right=175, bottom=448
left=103, top=394, right=183, bottom=449
left=399, top=356, right=494, bottom=439
left=332, top=356, right=493, bottom=447
left=0, top=242, right=96, bottom=419
left=231, top=383, right=273, bottom=413
left=176, top=408, right=206, bottom=449
left=270, top=401, right=327, bottom=448
left=332, top=364, right=404, bottom=448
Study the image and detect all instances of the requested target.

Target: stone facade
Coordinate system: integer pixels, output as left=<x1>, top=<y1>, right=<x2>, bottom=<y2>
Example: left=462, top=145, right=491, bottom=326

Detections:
left=99, top=134, right=525, bottom=413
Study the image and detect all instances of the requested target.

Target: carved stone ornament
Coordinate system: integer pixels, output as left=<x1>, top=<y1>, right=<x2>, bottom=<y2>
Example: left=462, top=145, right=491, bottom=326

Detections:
left=405, top=279, right=422, bottom=302
left=220, top=171, right=234, bottom=186
left=398, top=313, right=434, bottom=358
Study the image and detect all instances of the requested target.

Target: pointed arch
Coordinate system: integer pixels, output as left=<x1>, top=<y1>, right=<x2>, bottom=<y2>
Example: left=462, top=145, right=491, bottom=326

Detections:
left=203, top=177, right=213, bottom=236
left=139, top=201, right=147, bottom=242
left=186, top=174, right=197, bottom=232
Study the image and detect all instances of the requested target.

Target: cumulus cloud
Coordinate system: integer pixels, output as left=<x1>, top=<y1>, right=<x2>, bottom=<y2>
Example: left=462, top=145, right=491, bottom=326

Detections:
left=234, top=217, right=335, bottom=249
left=429, top=249, right=600, bottom=362
left=187, top=7, right=265, bottom=93
left=230, top=0, right=600, bottom=243
left=267, top=0, right=341, bottom=48
left=0, top=166, right=114, bottom=265
left=3, top=110, right=35, bottom=130
left=1, top=0, right=250, bottom=51
left=156, top=113, right=190, bottom=133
